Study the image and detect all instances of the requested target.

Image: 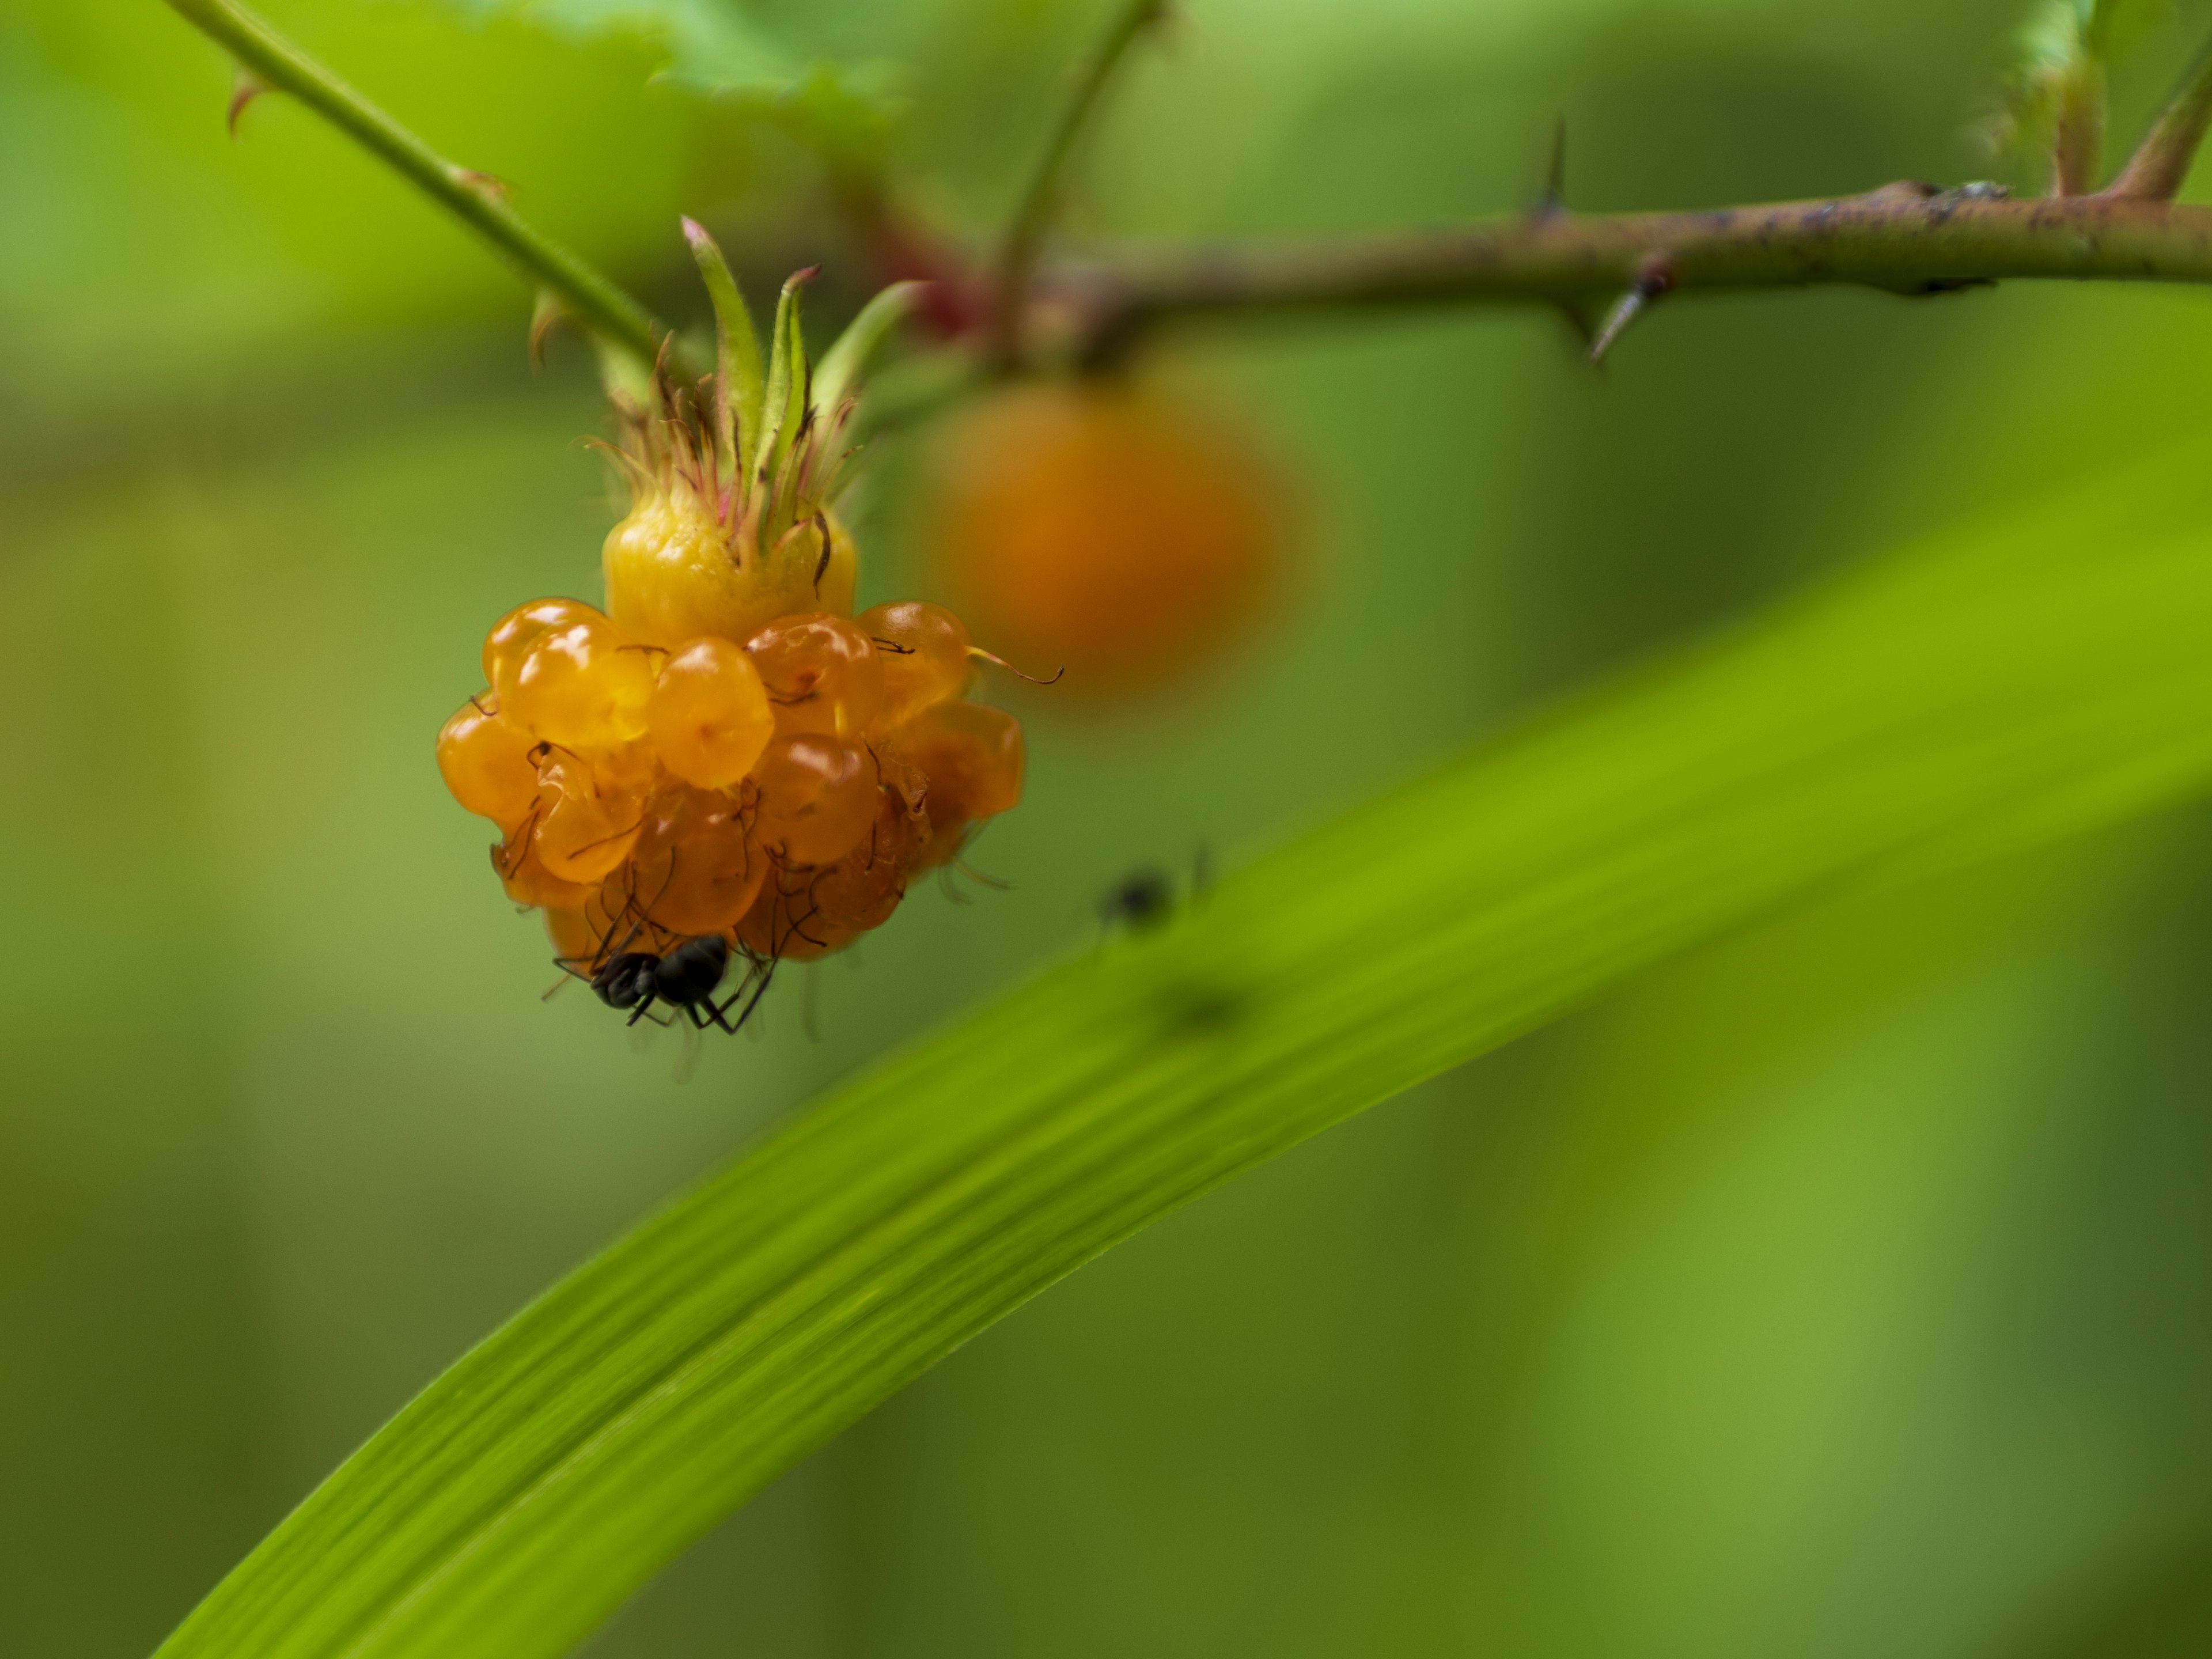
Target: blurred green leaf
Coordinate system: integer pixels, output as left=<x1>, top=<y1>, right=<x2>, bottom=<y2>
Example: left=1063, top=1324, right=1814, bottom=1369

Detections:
left=437, top=0, right=896, bottom=165
left=153, top=441, right=2212, bottom=1659
left=2085, top=0, right=2170, bottom=61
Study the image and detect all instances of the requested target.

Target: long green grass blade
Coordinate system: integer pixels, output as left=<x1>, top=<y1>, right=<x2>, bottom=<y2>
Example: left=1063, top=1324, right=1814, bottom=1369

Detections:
left=154, top=446, right=2212, bottom=1659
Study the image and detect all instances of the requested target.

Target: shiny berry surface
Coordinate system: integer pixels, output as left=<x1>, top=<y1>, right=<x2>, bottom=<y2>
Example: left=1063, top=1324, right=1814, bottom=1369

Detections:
left=435, top=696, right=540, bottom=828
left=857, top=601, right=974, bottom=730
left=483, top=597, right=601, bottom=696
left=503, top=614, right=660, bottom=752
left=649, top=636, right=774, bottom=789
left=531, top=752, right=647, bottom=884
left=745, top=612, right=885, bottom=740
left=750, top=734, right=878, bottom=867
left=621, top=783, right=767, bottom=935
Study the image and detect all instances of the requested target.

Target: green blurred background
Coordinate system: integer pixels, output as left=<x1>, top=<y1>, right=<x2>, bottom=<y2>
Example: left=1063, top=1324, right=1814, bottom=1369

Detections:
left=6, top=0, right=2212, bottom=1654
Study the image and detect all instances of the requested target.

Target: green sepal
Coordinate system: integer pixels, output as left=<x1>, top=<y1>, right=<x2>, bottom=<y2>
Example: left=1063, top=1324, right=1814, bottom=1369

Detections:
left=752, top=267, right=813, bottom=506
left=812, top=281, right=923, bottom=419
left=680, top=218, right=762, bottom=482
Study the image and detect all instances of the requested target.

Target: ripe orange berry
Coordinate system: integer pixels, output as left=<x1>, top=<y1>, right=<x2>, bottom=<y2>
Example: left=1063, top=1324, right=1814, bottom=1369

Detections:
left=745, top=612, right=886, bottom=738
left=857, top=601, right=973, bottom=730
left=648, top=636, right=774, bottom=789
left=532, top=751, right=647, bottom=885
left=929, top=381, right=1275, bottom=694
left=620, top=783, right=767, bottom=935
left=751, top=734, right=877, bottom=866
left=483, top=597, right=601, bottom=697
left=884, top=699, right=1024, bottom=866
left=436, top=696, right=541, bottom=828
left=447, top=256, right=1044, bottom=1010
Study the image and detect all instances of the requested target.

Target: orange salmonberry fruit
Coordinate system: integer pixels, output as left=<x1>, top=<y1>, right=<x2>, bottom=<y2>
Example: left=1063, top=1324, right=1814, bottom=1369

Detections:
left=928, top=380, right=1277, bottom=695
left=434, top=236, right=1039, bottom=1033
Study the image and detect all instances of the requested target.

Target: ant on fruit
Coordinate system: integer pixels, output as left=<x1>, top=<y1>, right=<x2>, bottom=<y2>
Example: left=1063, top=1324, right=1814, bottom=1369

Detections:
left=548, top=863, right=770, bottom=1036
left=584, top=932, right=743, bottom=1032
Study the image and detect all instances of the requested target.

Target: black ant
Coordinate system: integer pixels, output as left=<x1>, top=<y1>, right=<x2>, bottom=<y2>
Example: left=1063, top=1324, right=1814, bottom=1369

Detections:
left=1100, top=868, right=1175, bottom=931
left=585, top=933, right=743, bottom=1031
left=1097, top=846, right=1212, bottom=934
left=554, top=911, right=766, bottom=1034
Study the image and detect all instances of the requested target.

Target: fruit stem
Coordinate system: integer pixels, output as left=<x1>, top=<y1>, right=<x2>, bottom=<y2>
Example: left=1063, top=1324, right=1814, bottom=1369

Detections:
left=164, top=0, right=666, bottom=371
left=987, top=0, right=1169, bottom=370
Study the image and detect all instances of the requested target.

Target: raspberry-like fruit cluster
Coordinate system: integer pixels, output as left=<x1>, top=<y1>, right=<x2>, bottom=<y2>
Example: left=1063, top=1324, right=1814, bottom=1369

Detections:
left=435, top=237, right=1029, bottom=1029
left=438, top=596, right=1021, bottom=982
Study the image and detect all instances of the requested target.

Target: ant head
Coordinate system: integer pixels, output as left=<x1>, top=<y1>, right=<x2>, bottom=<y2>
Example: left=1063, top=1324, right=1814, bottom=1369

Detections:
left=591, top=951, right=659, bottom=1010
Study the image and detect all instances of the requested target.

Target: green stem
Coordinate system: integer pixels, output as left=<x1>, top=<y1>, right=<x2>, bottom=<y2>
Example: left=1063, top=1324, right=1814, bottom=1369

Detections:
left=987, top=0, right=1167, bottom=366
left=164, top=0, right=665, bottom=368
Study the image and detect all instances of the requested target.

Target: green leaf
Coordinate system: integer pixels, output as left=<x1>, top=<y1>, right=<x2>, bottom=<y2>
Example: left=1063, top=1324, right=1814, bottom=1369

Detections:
left=679, top=217, right=760, bottom=475
left=433, top=0, right=898, bottom=150
left=2085, top=0, right=2167, bottom=61
left=153, top=445, right=2212, bottom=1659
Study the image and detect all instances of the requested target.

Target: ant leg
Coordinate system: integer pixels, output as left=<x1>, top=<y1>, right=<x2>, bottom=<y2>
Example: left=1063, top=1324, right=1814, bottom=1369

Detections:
left=717, top=957, right=778, bottom=1034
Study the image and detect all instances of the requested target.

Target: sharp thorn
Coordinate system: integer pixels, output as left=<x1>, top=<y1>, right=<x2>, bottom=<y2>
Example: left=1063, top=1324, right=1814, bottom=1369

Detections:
left=1536, top=115, right=1567, bottom=216
left=1586, top=290, right=1643, bottom=363
left=1585, top=256, right=1675, bottom=363
left=451, top=166, right=513, bottom=204
left=529, top=289, right=568, bottom=368
left=226, top=65, right=268, bottom=138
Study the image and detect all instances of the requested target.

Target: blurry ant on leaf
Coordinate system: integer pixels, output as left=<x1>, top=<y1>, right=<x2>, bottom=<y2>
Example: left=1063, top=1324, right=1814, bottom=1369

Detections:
left=1098, top=844, right=1212, bottom=934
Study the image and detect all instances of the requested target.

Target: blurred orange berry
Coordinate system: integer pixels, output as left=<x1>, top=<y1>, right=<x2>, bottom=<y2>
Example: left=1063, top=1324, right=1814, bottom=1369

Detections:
left=929, top=381, right=1276, bottom=695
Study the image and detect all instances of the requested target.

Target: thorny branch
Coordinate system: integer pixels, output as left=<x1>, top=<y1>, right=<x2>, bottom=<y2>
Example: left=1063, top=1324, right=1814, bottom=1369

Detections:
left=1039, top=183, right=2212, bottom=365
left=164, top=0, right=2212, bottom=376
